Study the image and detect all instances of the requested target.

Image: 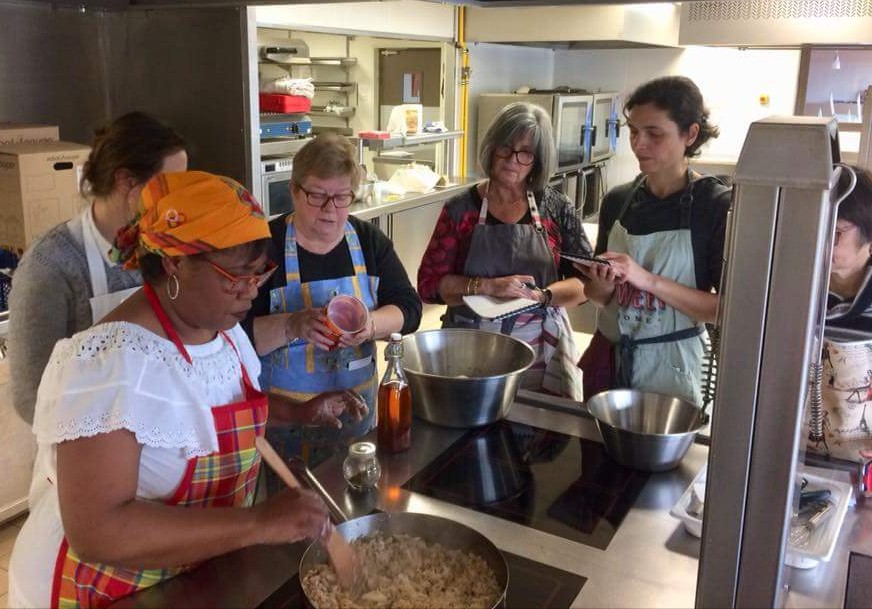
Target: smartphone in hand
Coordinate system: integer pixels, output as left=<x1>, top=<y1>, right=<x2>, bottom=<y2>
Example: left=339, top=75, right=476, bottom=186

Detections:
left=560, top=251, right=612, bottom=266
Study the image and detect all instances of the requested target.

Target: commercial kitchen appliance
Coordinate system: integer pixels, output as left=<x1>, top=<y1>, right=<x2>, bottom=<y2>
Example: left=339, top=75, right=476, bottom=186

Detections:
left=696, top=116, right=859, bottom=607
left=260, top=156, right=295, bottom=218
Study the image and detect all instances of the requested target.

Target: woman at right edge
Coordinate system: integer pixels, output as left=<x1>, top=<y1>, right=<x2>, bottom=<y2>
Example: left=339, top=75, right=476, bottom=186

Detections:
left=578, top=76, right=732, bottom=405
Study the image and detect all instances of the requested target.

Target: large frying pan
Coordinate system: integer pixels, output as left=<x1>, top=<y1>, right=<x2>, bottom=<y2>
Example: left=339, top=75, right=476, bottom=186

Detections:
left=292, top=462, right=509, bottom=609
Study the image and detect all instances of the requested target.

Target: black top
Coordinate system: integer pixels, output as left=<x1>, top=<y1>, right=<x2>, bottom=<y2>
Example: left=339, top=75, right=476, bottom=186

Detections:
left=595, top=175, right=732, bottom=292
left=826, top=265, right=872, bottom=341
left=242, top=214, right=422, bottom=339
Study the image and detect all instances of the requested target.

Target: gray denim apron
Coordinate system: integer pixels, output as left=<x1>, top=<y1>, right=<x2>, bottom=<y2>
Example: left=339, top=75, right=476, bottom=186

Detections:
left=443, top=186, right=582, bottom=398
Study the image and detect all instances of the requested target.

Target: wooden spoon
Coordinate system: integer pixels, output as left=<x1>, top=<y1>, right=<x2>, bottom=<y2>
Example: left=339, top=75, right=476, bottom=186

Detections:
left=255, top=436, right=359, bottom=589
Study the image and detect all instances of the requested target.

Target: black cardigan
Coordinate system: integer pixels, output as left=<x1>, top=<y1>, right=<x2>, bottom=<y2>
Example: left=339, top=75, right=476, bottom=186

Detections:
left=241, top=214, right=422, bottom=341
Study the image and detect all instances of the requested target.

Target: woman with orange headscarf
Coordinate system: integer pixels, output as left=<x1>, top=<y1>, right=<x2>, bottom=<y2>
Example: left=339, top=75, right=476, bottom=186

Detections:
left=7, top=171, right=366, bottom=609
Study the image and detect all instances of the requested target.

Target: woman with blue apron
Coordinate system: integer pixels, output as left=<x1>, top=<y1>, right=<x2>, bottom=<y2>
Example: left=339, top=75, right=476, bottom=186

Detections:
left=247, top=134, right=422, bottom=482
left=261, top=216, right=378, bottom=467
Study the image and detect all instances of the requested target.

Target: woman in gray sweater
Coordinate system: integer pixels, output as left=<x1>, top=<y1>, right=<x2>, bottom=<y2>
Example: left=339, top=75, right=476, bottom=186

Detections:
left=8, top=112, right=187, bottom=424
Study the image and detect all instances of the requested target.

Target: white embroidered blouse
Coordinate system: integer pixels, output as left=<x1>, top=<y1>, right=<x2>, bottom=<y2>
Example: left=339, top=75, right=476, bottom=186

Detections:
left=8, top=321, right=261, bottom=609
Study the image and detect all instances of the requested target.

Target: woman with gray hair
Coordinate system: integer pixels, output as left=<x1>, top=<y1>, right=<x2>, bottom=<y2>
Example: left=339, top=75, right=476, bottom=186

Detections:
left=418, top=102, right=592, bottom=399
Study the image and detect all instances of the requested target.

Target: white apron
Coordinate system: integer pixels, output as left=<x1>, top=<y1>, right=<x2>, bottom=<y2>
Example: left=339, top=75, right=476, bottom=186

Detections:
left=76, top=206, right=140, bottom=323
left=597, top=173, right=710, bottom=405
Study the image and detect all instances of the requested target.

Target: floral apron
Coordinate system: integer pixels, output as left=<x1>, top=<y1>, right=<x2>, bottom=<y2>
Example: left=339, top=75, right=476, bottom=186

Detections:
left=443, top=186, right=583, bottom=400
left=260, top=215, right=378, bottom=474
left=50, top=282, right=268, bottom=609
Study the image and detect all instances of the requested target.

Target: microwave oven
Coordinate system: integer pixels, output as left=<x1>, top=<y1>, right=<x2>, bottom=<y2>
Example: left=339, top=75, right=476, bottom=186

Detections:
left=260, top=157, right=294, bottom=218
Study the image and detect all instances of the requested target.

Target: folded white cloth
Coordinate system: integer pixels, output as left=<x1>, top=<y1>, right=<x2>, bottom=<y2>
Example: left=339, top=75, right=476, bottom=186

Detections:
left=260, top=76, right=315, bottom=99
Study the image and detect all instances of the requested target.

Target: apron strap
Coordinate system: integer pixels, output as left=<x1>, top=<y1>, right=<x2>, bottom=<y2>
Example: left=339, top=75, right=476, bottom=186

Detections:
left=614, top=174, right=648, bottom=225
left=616, top=325, right=705, bottom=388
left=143, top=282, right=193, bottom=364
left=143, top=283, right=255, bottom=389
left=81, top=206, right=110, bottom=299
left=479, top=182, right=545, bottom=233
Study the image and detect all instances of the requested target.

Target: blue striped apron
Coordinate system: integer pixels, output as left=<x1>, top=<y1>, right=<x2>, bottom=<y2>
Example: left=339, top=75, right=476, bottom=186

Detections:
left=261, top=215, right=378, bottom=470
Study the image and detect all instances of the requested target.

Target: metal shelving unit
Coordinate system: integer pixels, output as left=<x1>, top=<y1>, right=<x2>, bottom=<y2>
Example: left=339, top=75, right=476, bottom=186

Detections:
left=260, top=55, right=357, bottom=68
left=310, top=106, right=355, bottom=118
left=358, top=130, right=463, bottom=152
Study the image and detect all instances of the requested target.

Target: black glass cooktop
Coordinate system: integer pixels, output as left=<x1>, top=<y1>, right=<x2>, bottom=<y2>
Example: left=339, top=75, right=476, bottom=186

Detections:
left=403, top=420, right=650, bottom=550
left=259, top=550, right=586, bottom=609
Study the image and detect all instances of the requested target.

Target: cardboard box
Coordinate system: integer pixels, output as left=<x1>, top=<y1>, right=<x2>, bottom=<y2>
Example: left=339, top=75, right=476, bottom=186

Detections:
left=0, top=141, right=91, bottom=251
left=0, top=123, right=59, bottom=147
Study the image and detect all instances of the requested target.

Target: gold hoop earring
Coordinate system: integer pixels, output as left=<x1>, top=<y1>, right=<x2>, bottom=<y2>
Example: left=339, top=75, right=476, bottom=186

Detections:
left=167, top=274, right=180, bottom=301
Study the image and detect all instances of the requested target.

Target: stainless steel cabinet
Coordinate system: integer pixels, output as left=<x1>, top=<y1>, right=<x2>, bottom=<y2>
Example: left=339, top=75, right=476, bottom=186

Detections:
left=388, top=202, right=444, bottom=283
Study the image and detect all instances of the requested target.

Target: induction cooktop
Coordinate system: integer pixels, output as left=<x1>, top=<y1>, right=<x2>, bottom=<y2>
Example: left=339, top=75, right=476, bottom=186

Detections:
left=403, top=419, right=650, bottom=550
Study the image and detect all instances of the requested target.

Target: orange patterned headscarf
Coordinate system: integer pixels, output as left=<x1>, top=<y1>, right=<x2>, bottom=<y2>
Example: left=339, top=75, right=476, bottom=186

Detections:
left=112, top=171, right=270, bottom=269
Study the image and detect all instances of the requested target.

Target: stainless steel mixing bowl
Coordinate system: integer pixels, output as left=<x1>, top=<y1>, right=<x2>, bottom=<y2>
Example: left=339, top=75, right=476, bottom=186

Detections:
left=401, top=329, right=536, bottom=428
left=584, top=389, right=705, bottom=472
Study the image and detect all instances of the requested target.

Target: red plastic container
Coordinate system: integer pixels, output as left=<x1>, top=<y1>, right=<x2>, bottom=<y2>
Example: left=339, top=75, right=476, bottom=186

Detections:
left=259, top=93, right=312, bottom=114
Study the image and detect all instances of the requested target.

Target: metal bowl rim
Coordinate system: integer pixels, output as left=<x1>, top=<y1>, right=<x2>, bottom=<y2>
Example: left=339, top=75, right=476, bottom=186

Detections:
left=298, top=511, right=510, bottom=607
left=401, top=328, right=536, bottom=381
left=586, top=388, right=706, bottom=438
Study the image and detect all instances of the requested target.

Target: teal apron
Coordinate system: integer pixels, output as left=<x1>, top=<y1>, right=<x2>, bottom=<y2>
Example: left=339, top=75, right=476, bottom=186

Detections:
left=261, top=214, right=378, bottom=471
left=597, top=172, right=712, bottom=405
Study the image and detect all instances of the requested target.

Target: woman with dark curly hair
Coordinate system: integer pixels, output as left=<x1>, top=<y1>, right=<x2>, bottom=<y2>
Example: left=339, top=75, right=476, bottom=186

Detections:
left=577, top=76, right=732, bottom=404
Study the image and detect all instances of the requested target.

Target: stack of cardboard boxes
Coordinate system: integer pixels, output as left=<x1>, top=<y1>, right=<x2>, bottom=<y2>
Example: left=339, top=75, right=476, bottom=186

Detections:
left=0, top=123, right=90, bottom=254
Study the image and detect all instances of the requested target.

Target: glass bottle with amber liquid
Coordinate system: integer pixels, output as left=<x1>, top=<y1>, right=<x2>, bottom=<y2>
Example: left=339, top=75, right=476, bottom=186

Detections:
left=377, top=333, right=411, bottom=453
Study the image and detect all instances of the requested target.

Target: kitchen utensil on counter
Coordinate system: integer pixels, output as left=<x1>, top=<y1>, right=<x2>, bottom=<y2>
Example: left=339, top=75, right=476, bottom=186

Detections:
left=401, top=329, right=536, bottom=428
left=583, top=389, right=705, bottom=472
left=254, top=436, right=359, bottom=590
left=789, top=500, right=834, bottom=548
left=293, top=460, right=510, bottom=609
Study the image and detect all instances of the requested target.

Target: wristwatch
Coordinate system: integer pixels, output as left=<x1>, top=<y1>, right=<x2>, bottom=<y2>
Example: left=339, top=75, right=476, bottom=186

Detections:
left=540, top=287, right=553, bottom=306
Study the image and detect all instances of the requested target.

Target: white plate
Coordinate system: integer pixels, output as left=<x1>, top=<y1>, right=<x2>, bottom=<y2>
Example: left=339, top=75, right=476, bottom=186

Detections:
left=670, top=464, right=706, bottom=538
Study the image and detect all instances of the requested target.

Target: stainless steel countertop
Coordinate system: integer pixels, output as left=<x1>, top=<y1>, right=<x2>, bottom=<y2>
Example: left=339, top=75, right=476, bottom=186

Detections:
left=112, top=390, right=707, bottom=608
left=347, top=177, right=481, bottom=221
left=92, top=387, right=872, bottom=609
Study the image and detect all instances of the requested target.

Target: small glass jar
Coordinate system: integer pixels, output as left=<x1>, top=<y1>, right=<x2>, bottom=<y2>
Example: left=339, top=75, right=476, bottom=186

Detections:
left=342, top=441, right=382, bottom=492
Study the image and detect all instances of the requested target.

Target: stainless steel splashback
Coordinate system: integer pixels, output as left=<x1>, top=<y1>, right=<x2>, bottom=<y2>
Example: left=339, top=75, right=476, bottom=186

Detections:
left=696, top=116, right=840, bottom=607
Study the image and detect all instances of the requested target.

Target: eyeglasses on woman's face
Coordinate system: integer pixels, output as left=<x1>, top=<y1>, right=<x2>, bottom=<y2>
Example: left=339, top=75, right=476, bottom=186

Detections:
left=295, top=183, right=355, bottom=209
left=834, top=223, right=859, bottom=246
left=494, top=146, right=535, bottom=166
left=207, top=259, right=278, bottom=294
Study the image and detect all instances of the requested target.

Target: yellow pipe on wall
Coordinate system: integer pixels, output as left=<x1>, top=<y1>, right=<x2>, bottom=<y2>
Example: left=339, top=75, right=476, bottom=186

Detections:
left=457, top=5, right=470, bottom=178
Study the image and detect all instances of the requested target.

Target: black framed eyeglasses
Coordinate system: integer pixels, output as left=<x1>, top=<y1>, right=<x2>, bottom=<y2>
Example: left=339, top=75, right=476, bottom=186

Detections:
left=494, top=146, right=535, bottom=166
left=295, top=183, right=355, bottom=209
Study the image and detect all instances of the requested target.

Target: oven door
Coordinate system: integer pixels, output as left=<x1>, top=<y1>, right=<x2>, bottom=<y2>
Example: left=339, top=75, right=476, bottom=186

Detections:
left=262, top=171, right=294, bottom=218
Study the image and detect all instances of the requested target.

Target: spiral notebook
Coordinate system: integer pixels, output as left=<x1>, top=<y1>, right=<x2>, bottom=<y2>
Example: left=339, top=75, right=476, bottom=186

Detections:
left=462, top=295, right=541, bottom=321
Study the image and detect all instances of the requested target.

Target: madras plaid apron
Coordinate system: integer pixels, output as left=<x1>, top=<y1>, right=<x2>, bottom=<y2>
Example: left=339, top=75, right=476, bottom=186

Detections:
left=50, top=283, right=268, bottom=609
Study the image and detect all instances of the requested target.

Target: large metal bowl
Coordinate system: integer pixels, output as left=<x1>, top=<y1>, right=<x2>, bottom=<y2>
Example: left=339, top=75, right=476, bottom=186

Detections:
left=584, top=389, right=705, bottom=472
left=401, top=329, right=536, bottom=428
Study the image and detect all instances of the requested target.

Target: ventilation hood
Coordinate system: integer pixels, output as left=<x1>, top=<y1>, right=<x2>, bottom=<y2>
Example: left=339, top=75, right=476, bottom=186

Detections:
left=464, top=2, right=681, bottom=49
